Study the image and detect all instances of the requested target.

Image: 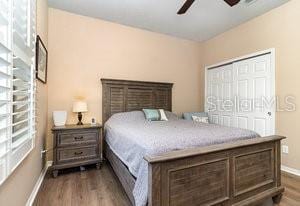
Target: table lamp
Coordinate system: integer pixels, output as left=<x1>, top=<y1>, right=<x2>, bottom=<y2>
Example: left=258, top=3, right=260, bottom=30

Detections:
left=73, top=101, right=88, bottom=125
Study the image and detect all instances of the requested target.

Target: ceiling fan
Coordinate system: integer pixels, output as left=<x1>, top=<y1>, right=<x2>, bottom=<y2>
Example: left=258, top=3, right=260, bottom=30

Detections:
left=177, top=0, right=240, bottom=15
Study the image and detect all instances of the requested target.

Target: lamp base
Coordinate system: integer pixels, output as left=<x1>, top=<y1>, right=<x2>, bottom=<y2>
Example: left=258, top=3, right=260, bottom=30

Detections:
left=77, top=121, right=83, bottom=125
left=77, top=112, right=83, bottom=125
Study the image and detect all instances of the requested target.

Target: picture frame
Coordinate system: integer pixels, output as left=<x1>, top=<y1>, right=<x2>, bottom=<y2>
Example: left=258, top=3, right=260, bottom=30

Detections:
left=36, top=35, right=48, bottom=84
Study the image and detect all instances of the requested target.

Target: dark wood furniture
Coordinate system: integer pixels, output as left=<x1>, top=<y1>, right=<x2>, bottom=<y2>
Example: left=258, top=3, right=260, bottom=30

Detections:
left=101, top=78, right=285, bottom=206
left=51, top=124, right=103, bottom=177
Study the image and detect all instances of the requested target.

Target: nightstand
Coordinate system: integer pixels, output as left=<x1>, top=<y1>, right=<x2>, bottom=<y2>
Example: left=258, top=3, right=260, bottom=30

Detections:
left=51, top=124, right=103, bottom=177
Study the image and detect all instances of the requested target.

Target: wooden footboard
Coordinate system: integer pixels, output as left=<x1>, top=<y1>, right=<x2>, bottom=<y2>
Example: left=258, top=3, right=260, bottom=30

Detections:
left=145, top=135, right=285, bottom=206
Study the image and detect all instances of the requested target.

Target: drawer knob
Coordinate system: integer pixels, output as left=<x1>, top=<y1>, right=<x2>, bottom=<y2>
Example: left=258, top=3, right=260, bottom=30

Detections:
left=74, top=136, right=84, bottom=141
left=74, top=151, right=83, bottom=155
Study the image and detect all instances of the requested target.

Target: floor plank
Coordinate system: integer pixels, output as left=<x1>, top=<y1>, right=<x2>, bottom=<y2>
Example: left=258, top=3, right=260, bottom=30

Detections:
left=33, top=164, right=131, bottom=206
left=33, top=164, right=300, bottom=206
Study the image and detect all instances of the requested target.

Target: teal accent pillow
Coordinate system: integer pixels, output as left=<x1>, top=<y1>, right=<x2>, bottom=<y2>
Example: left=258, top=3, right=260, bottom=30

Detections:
left=142, top=109, right=160, bottom=121
left=183, top=112, right=208, bottom=121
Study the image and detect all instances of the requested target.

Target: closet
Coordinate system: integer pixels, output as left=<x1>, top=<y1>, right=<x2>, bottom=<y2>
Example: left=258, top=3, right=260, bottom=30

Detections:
left=205, top=52, right=275, bottom=136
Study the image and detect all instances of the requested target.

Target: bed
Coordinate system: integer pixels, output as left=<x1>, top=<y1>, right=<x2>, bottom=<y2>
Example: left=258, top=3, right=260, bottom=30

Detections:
left=101, top=78, right=285, bottom=206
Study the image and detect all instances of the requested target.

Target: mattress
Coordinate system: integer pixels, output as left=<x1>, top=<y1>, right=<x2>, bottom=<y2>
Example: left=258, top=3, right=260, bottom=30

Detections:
left=105, top=111, right=259, bottom=206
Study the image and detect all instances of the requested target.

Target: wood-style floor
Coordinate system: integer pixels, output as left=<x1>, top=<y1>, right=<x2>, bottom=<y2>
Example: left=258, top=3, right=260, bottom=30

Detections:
left=34, top=163, right=300, bottom=206
left=279, top=172, right=300, bottom=206
left=33, top=164, right=131, bottom=206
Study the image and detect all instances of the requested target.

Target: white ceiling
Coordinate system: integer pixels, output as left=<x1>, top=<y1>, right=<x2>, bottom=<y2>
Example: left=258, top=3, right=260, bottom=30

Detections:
left=48, top=0, right=290, bottom=42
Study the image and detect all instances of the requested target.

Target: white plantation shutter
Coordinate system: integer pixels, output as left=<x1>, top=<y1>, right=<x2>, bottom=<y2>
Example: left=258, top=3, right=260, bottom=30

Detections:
left=0, top=0, right=13, bottom=184
left=0, top=0, right=36, bottom=185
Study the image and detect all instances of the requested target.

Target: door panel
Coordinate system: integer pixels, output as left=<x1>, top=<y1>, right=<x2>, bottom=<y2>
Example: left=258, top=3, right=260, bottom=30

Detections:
left=220, top=115, right=231, bottom=127
left=211, top=114, right=219, bottom=124
left=236, top=116, right=249, bottom=130
left=206, top=53, right=274, bottom=136
left=254, top=78, right=266, bottom=99
left=207, top=64, right=235, bottom=127
left=255, top=61, right=267, bottom=72
left=237, top=63, right=249, bottom=75
left=254, top=118, right=267, bottom=136
left=237, top=79, right=248, bottom=99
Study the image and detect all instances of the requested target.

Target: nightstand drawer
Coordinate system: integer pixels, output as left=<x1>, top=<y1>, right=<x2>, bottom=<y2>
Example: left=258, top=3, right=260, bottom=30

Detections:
left=57, top=146, right=97, bottom=163
left=58, top=132, right=97, bottom=146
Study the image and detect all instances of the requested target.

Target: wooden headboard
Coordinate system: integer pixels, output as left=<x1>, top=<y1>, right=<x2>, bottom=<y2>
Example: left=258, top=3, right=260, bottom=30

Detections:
left=101, top=79, right=173, bottom=123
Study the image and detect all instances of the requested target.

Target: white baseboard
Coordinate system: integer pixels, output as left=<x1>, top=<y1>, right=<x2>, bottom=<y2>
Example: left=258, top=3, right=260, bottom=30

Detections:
left=281, top=165, right=300, bottom=177
left=26, top=161, right=53, bottom=206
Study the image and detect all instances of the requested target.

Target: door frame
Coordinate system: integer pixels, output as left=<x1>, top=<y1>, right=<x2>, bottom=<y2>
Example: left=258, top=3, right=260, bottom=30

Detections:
left=204, top=48, right=276, bottom=135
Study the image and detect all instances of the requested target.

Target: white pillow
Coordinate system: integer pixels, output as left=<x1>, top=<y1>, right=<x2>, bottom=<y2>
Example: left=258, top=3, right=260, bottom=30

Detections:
left=159, top=109, right=168, bottom=121
left=192, top=115, right=209, bottom=123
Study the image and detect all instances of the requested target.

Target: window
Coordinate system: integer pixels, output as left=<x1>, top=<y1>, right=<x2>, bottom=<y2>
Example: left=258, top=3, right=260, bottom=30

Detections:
left=0, top=0, right=36, bottom=185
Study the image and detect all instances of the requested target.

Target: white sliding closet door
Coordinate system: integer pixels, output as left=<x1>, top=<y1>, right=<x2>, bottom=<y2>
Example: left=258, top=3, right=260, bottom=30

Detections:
left=206, top=53, right=275, bottom=136
left=206, top=64, right=235, bottom=127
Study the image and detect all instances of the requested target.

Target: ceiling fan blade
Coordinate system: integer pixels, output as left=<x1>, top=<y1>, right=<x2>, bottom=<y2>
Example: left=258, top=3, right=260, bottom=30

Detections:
left=177, top=0, right=195, bottom=15
left=224, top=0, right=240, bottom=7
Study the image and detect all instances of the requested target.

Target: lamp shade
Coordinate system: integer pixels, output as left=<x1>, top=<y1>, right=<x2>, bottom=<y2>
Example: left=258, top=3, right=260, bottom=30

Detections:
left=73, top=101, right=88, bottom=113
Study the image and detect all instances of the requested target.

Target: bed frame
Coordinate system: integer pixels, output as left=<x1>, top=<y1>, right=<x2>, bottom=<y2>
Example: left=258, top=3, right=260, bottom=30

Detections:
left=101, top=78, right=285, bottom=206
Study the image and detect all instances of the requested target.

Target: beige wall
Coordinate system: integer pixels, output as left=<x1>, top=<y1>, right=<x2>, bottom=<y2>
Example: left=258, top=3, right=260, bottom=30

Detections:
left=47, top=0, right=300, bottom=170
left=47, top=9, right=203, bottom=159
left=0, top=1, right=48, bottom=205
left=201, top=0, right=300, bottom=170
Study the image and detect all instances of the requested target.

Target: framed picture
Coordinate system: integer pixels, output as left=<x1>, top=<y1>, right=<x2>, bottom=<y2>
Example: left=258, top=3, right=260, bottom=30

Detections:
left=36, top=35, right=48, bottom=83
